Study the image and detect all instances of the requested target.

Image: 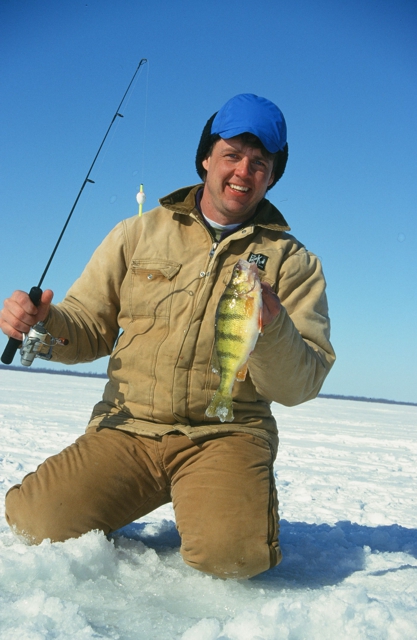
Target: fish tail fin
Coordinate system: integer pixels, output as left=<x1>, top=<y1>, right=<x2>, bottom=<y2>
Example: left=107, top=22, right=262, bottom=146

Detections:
left=205, top=391, right=234, bottom=423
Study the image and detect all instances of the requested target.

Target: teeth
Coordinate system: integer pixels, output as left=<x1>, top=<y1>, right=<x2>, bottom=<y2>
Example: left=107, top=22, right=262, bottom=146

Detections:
left=229, top=184, right=249, bottom=192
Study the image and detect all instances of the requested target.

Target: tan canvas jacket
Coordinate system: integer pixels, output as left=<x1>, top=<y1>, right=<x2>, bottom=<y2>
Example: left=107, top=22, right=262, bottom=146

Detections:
left=44, top=185, right=335, bottom=453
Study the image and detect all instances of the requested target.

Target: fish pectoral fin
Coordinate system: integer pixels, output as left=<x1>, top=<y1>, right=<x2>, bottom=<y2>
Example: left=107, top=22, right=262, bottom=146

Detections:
left=236, top=363, right=248, bottom=382
left=245, top=296, right=254, bottom=315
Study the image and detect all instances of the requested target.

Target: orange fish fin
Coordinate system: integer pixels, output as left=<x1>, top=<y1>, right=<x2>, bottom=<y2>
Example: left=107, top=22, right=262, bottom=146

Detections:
left=236, top=362, right=248, bottom=382
left=259, top=305, right=264, bottom=335
left=245, top=296, right=255, bottom=316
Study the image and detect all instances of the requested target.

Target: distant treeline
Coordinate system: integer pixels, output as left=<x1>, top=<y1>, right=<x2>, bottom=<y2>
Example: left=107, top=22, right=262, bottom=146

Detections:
left=1, top=364, right=416, bottom=407
left=0, top=364, right=107, bottom=379
left=317, top=393, right=417, bottom=407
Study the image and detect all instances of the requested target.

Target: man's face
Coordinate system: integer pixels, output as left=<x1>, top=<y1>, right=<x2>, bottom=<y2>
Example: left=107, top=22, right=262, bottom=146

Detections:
left=200, top=136, right=275, bottom=225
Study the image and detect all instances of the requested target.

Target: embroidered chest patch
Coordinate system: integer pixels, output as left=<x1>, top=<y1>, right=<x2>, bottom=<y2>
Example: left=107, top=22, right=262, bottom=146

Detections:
left=248, top=252, right=269, bottom=271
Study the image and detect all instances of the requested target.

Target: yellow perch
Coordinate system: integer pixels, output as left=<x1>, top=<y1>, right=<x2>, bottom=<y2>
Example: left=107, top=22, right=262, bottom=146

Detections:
left=206, top=259, right=263, bottom=423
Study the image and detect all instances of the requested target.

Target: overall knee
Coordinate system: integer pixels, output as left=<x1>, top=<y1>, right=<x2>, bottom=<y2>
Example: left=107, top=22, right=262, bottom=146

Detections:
left=181, top=534, right=275, bottom=579
left=5, top=482, right=78, bottom=544
left=5, top=484, right=44, bottom=544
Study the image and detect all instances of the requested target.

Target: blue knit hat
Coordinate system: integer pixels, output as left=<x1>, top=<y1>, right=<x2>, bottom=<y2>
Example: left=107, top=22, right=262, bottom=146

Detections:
left=211, top=94, right=287, bottom=152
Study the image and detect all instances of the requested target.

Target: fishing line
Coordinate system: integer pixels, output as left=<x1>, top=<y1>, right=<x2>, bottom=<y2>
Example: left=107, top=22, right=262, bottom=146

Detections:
left=136, top=60, right=150, bottom=216
left=1, top=58, right=148, bottom=365
left=140, top=59, right=150, bottom=185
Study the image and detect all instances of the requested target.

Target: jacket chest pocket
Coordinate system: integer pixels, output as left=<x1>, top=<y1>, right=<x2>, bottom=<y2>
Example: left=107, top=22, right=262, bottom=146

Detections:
left=129, top=259, right=181, bottom=318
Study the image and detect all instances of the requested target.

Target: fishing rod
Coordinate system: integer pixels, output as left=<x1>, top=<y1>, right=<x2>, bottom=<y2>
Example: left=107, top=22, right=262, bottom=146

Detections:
left=1, top=58, right=148, bottom=366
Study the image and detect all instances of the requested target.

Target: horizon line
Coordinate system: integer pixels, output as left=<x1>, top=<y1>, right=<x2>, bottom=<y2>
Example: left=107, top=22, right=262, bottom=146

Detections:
left=1, top=364, right=416, bottom=408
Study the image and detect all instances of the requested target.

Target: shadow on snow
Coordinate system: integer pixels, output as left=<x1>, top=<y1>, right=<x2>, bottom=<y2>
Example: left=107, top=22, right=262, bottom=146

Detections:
left=256, top=520, right=417, bottom=589
left=113, top=519, right=417, bottom=589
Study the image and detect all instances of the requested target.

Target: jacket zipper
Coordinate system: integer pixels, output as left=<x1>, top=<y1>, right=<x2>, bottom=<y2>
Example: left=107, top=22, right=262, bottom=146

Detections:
left=209, top=242, right=218, bottom=258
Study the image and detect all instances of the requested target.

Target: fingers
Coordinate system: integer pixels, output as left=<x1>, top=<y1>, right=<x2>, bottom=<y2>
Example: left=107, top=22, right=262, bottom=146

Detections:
left=39, top=289, right=54, bottom=316
left=0, top=290, right=53, bottom=340
left=0, top=291, right=33, bottom=340
left=261, top=282, right=281, bottom=326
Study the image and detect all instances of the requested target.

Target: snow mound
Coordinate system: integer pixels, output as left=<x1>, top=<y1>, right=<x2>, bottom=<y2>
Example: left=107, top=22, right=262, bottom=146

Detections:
left=1, top=371, right=416, bottom=638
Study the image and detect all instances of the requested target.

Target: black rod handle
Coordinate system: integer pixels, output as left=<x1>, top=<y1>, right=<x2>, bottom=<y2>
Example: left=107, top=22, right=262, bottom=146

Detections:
left=1, top=286, right=43, bottom=365
left=1, top=337, right=21, bottom=365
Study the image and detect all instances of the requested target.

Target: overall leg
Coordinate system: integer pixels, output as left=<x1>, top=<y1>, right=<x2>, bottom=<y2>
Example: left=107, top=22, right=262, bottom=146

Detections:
left=168, top=433, right=281, bottom=579
left=5, top=428, right=171, bottom=544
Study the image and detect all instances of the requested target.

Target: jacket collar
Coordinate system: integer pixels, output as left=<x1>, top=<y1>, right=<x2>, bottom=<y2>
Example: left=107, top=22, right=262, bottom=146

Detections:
left=159, top=184, right=291, bottom=232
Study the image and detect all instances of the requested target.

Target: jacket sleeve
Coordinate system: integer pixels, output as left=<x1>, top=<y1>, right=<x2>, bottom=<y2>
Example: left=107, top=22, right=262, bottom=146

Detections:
left=248, top=245, right=335, bottom=406
left=43, top=220, right=131, bottom=364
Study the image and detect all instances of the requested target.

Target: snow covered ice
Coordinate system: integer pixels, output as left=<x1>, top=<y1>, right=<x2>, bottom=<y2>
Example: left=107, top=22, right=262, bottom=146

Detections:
left=0, top=370, right=416, bottom=639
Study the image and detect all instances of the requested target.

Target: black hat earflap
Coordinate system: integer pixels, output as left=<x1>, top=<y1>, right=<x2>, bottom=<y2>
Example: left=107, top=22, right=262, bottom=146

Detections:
left=195, top=113, right=218, bottom=181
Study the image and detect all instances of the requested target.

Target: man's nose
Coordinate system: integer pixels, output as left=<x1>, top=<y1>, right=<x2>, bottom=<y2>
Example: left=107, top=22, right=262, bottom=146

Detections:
left=234, top=157, right=251, bottom=177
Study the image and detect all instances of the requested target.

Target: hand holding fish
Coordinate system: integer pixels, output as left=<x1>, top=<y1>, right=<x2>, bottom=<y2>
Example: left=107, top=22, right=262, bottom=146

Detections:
left=206, top=261, right=282, bottom=423
left=206, top=259, right=266, bottom=423
left=260, top=282, right=281, bottom=327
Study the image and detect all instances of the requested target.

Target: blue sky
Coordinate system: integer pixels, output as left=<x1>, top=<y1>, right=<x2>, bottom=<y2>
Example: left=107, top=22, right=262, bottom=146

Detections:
left=1, top=0, right=416, bottom=402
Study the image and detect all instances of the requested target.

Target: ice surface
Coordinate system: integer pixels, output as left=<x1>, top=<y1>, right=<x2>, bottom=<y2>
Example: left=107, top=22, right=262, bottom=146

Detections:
left=1, top=370, right=416, bottom=639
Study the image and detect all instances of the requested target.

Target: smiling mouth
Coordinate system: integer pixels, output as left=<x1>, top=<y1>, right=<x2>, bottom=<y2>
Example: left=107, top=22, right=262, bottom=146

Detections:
left=228, top=183, right=250, bottom=193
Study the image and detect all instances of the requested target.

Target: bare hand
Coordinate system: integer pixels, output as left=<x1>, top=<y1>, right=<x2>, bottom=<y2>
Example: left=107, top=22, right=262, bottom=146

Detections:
left=261, top=282, right=281, bottom=327
left=0, top=289, right=54, bottom=341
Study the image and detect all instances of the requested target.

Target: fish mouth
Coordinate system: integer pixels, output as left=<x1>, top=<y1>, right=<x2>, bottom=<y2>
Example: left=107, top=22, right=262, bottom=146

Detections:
left=233, top=260, right=258, bottom=296
left=238, top=282, right=255, bottom=295
left=233, top=278, right=256, bottom=296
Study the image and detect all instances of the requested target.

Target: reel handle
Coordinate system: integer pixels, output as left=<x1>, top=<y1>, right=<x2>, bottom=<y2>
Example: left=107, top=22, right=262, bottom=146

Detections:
left=1, top=286, right=43, bottom=365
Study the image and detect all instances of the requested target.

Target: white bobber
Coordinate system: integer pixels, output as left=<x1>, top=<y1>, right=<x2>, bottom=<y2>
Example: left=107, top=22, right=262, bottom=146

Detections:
left=136, top=184, right=146, bottom=216
left=136, top=190, right=146, bottom=205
